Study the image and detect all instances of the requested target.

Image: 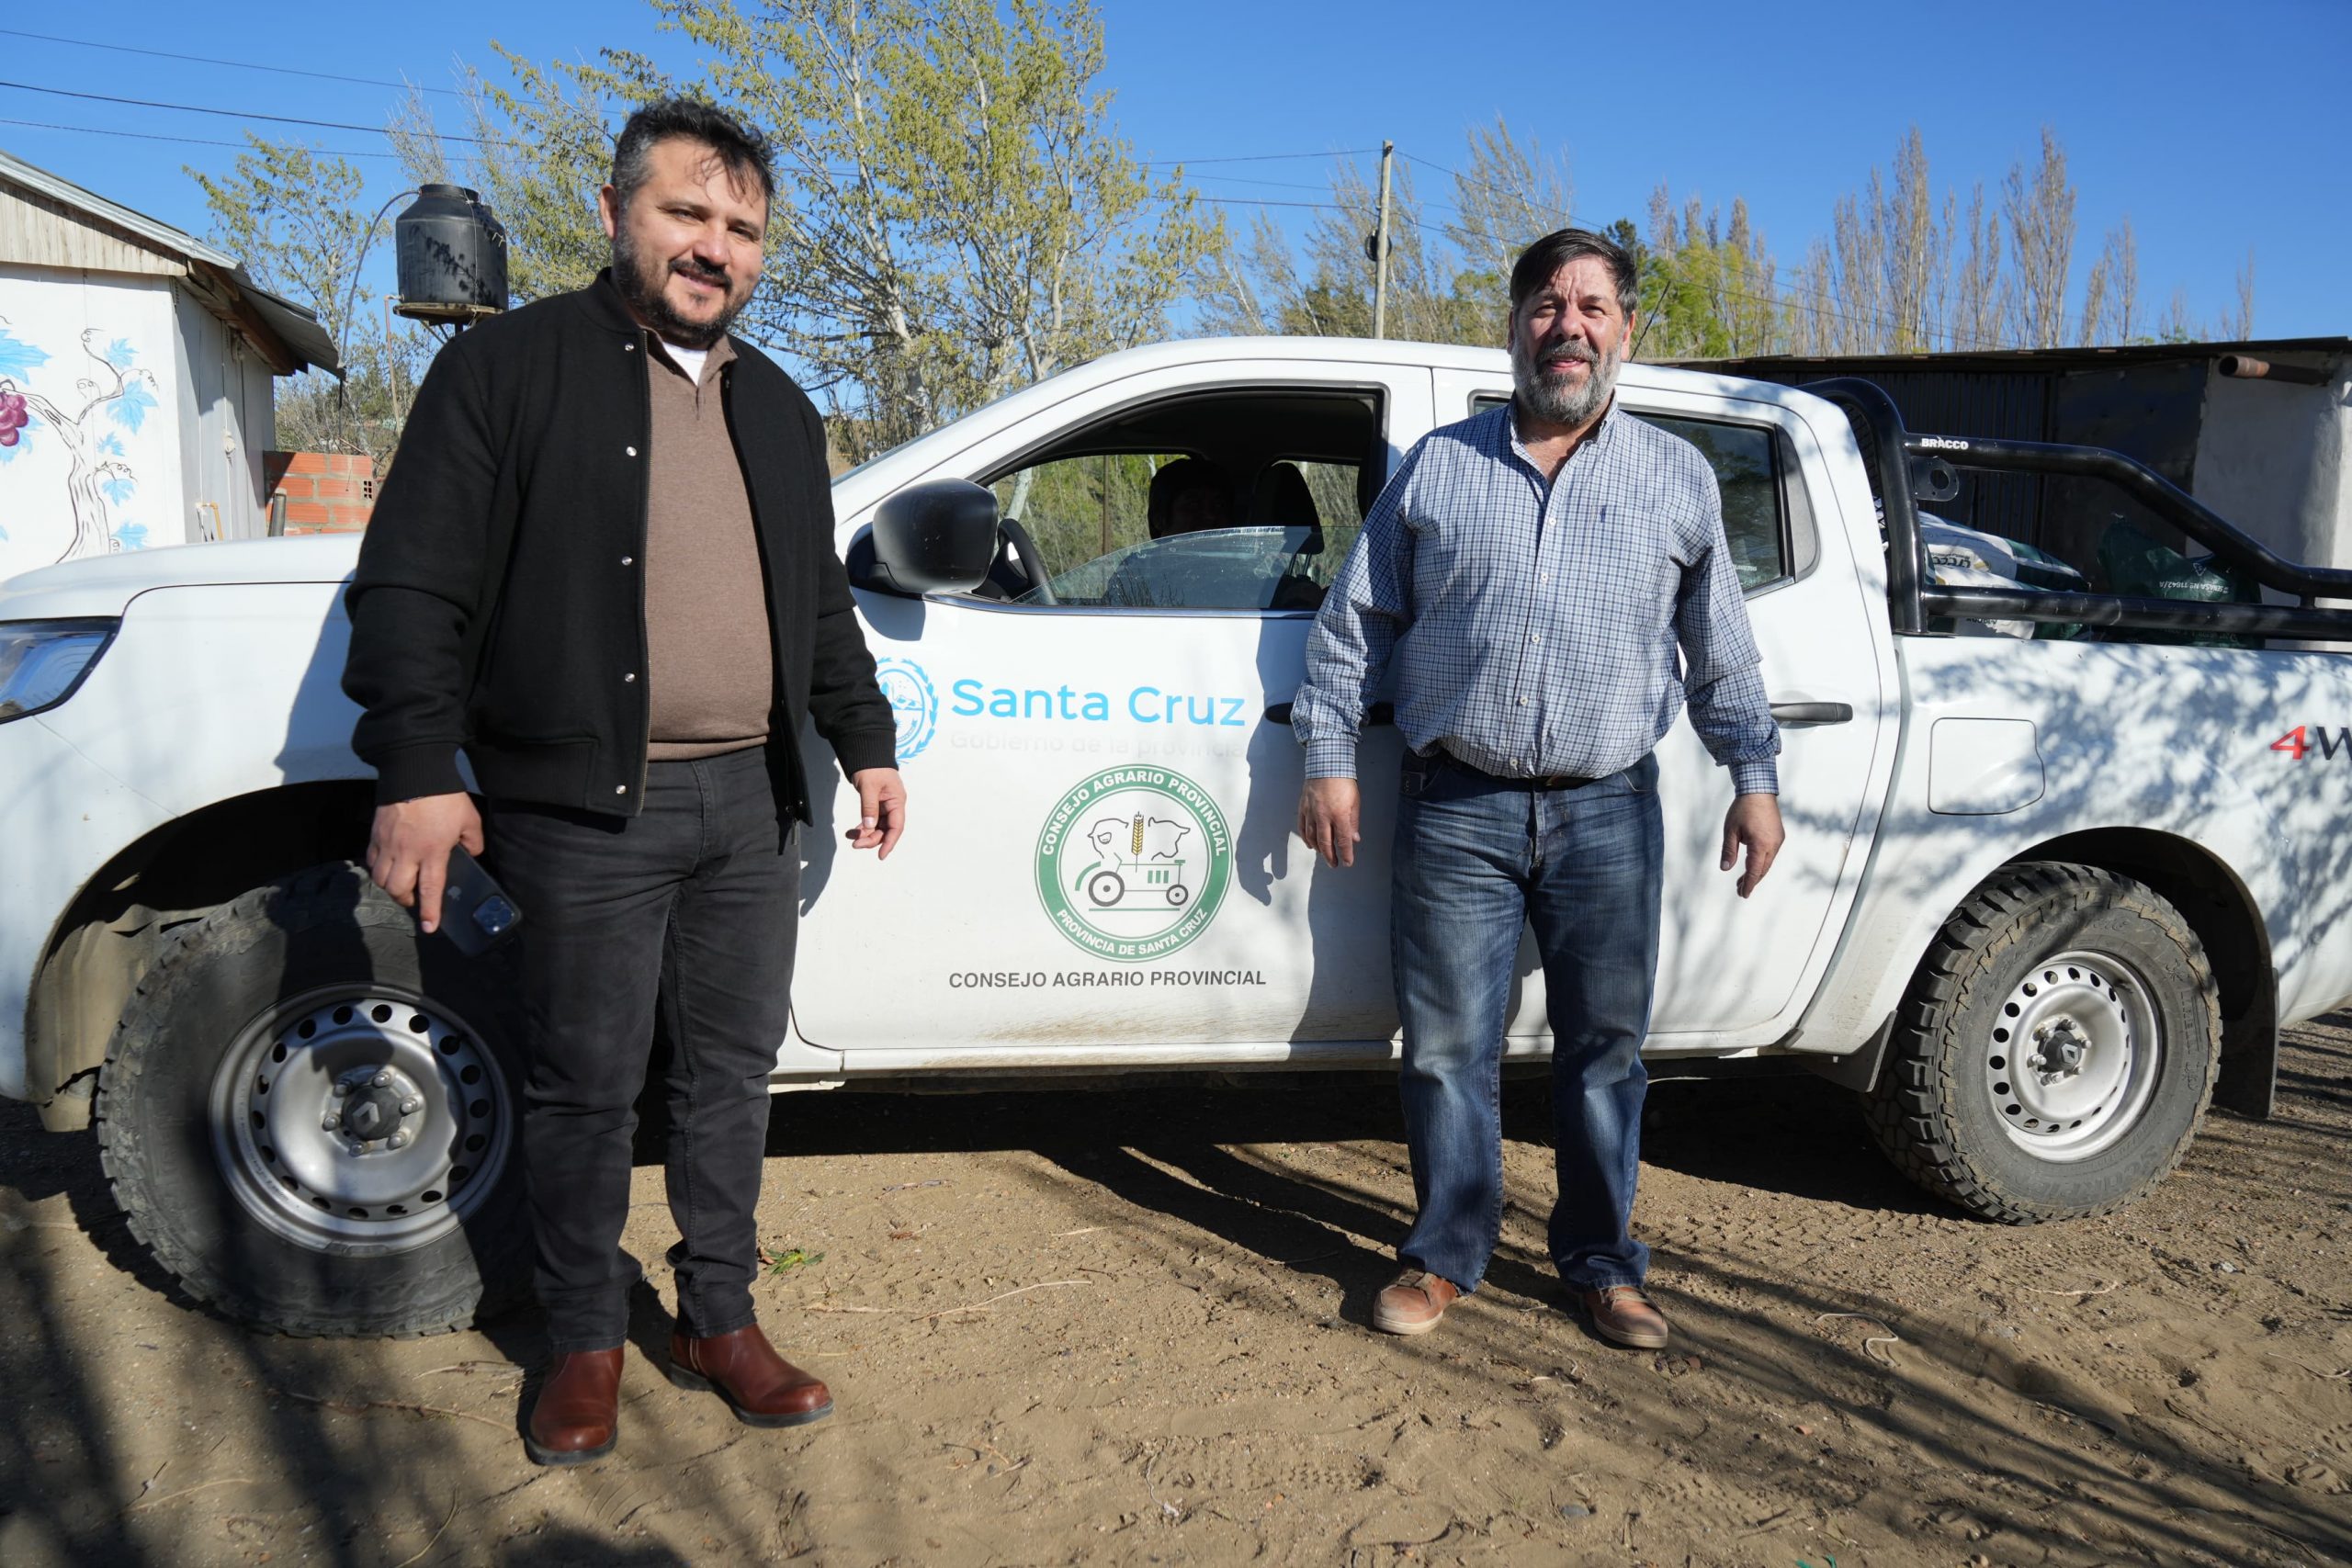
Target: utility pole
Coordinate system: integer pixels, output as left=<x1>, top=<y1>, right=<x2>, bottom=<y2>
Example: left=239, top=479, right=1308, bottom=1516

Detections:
left=1370, top=140, right=1395, bottom=340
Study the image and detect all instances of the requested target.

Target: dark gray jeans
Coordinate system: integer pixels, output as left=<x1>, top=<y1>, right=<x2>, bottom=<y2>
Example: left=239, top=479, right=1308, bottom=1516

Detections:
left=487, top=748, right=796, bottom=1354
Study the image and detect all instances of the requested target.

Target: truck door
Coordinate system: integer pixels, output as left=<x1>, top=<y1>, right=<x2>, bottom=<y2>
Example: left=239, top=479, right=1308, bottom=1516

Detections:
left=790, top=356, right=1434, bottom=1062
left=1431, top=369, right=1891, bottom=1050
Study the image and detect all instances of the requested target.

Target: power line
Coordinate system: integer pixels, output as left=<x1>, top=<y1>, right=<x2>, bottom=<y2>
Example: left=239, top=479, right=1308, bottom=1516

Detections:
left=1181, top=171, right=1340, bottom=194
left=0, top=78, right=511, bottom=144
left=0, top=116, right=403, bottom=159
left=1141, top=148, right=1382, bottom=166
left=0, top=27, right=465, bottom=95
left=1193, top=196, right=1346, bottom=212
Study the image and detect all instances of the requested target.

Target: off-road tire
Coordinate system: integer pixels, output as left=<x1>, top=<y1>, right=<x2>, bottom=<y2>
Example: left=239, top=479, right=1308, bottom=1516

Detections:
left=96, top=862, right=529, bottom=1337
left=1864, top=862, right=2220, bottom=1224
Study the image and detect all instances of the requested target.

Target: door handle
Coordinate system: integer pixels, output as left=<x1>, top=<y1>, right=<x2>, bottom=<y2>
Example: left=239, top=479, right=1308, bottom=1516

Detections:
left=1264, top=701, right=1394, bottom=727
left=1770, top=701, right=1855, bottom=727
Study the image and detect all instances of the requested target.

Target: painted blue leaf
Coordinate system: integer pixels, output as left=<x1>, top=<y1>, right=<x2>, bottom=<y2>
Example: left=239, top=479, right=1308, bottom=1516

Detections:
left=102, top=476, right=136, bottom=504
left=0, top=329, right=49, bottom=378
left=105, top=338, right=136, bottom=369
left=97, top=433, right=125, bottom=457
left=111, top=521, right=150, bottom=551
left=110, top=378, right=156, bottom=434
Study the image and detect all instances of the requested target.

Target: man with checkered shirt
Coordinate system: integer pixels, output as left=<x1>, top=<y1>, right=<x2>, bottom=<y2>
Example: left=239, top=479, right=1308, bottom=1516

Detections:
left=1292, top=228, right=1785, bottom=1348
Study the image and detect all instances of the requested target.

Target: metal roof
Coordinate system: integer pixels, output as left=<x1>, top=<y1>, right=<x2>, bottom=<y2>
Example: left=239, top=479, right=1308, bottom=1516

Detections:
left=1668, top=335, right=2349, bottom=377
left=0, top=146, right=340, bottom=376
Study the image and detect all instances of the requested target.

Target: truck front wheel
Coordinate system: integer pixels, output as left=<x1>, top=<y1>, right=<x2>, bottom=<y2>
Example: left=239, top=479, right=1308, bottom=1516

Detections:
left=1864, top=863, right=2220, bottom=1224
left=95, top=863, right=529, bottom=1336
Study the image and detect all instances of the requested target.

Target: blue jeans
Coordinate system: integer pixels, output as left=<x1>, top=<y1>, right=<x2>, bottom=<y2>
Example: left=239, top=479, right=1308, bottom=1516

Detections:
left=1390, top=749, right=1663, bottom=1293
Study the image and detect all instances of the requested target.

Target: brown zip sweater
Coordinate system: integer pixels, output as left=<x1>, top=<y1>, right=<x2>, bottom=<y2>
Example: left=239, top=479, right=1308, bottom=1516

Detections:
left=642, top=333, right=775, bottom=761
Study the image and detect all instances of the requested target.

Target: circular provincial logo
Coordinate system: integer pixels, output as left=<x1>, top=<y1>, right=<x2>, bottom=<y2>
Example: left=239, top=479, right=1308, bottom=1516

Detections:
left=873, top=657, right=937, bottom=763
left=1035, top=765, right=1233, bottom=962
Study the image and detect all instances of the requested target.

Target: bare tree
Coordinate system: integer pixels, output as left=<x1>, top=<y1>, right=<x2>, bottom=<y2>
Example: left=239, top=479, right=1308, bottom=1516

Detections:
left=2233, top=248, right=2256, bottom=340
left=2159, top=287, right=2195, bottom=344
left=1827, top=184, right=1882, bottom=354
left=1786, top=240, right=1837, bottom=356
left=1880, top=127, right=1939, bottom=352
left=1949, top=183, right=2007, bottom=351
left=1444, top=117, right=1575, bottom=339
left=1193, top=212, right=1295, bottom=337
left=2075, top=220, right=2141, bottom=345
left=2003, top=126, right=2076, bottom=349
left=2076, top=249, right=2109, bottom=346
left=2101, top=220, right=2141, bottom=343
left=1200, top=155, right=1476, bottom=346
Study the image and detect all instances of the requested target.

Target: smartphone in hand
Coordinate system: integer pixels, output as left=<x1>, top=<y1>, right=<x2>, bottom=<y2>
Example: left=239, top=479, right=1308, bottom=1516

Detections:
left=435, top=847, right=523, bottom=956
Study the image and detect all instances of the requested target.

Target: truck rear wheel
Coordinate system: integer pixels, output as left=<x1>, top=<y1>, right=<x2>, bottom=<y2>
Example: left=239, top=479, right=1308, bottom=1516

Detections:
left=96, top=863, right=528, bottom=1336
left=1864, top=862, right=2220, bottom=1224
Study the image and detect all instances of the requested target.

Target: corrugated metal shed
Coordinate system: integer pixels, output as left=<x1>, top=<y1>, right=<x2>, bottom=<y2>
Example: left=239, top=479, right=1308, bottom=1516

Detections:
left=0, top=147, right=339, bottom=376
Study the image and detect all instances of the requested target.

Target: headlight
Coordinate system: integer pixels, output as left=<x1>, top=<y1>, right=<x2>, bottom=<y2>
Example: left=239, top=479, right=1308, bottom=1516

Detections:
left=0, top=619, right=117, bottom=722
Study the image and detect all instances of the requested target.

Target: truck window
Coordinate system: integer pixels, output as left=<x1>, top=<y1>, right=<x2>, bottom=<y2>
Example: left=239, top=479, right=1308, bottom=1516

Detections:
left=1642, top=415, right=1790, bottom=592
left=1470, top=396, right=1799, bottom=592
left=981, top=387, right=1385, bottom=611
left=989, top=452, right=1187, bottom=574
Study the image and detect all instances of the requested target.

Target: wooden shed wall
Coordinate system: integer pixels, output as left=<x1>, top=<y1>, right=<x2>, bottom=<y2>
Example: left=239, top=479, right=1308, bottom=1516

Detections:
left=0, top=181, right=183, bottom=278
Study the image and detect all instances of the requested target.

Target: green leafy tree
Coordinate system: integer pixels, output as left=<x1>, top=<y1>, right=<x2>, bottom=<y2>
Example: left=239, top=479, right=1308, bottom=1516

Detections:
left=642, top=0, right=1221, bottom=460
left=188, top=136, right=429, bottom=468
left=396, top=47, right=667, bottom=306
left=1634, top=188, right=1779, bottom=361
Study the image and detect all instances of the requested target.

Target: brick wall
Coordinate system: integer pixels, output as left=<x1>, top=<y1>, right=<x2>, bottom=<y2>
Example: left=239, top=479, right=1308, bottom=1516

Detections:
left=263, top=451, right=376, bottom=534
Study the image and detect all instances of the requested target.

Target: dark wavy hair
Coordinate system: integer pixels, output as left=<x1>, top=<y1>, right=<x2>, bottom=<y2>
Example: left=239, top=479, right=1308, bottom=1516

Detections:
left=610, top=96, right=775, bottom=209
left=1509, top=227, right=1638, bottom=320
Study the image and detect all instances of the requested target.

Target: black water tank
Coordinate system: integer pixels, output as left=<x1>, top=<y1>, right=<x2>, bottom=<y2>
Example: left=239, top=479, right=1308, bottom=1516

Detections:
left=394, top=185, right=508, bottom=321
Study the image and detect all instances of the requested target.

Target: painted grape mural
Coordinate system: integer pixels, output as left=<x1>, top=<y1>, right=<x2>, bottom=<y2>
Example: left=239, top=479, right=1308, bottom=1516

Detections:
left=0, top=315, right=158, bottom=564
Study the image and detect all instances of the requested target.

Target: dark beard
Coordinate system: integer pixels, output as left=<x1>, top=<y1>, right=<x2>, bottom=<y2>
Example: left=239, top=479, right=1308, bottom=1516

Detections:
left=612, top=227, right=744, bottom=350
left=1510, top=334, right=1621, bottom=427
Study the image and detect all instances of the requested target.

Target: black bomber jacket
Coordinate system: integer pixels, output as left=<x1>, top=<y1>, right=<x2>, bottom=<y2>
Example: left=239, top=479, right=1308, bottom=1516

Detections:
left=342, top=271, right=898, bottom=820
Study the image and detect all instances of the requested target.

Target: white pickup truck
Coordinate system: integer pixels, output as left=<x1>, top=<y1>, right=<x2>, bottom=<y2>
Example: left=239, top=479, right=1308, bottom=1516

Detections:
left=5, top=337, right=2349, bottom=1338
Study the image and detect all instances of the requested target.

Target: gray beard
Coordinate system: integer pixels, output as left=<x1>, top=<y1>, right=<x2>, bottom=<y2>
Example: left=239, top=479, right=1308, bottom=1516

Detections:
left=612, top=228, right=744, bottom=350
left=1511, top=338, right=1621, bottom=427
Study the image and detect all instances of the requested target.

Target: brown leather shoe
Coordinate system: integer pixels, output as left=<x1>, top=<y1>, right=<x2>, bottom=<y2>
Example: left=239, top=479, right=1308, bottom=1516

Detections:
left=525, top=1348, right=623, bottom=1466
left=666, top=1324, right=833, bottom=1427
left=1372, top=1269, right=1462, bottom=1337
left=1581, top=1285, right=1670, bottom=1349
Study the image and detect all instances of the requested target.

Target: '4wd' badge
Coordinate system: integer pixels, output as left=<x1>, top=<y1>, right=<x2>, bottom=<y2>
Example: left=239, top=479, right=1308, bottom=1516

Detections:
left=1035, top=766, right=1233, bottom=961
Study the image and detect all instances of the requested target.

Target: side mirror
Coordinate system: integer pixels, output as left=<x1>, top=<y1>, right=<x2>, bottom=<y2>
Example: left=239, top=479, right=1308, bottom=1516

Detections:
left=849, top=479, right=1002, bottom=597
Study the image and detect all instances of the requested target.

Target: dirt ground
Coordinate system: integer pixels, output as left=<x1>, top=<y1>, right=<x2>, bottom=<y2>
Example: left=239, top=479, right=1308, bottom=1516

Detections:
left=3, top=1021, right=2347, bottom=1568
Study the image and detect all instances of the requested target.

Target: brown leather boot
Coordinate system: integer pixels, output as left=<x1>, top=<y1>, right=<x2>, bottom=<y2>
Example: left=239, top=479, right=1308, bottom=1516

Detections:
left=1372, top=1269, right=1462, bottom=1336
left=666, top=1324, right=833, bottom=1427
left=1581, top=1285, right=1670, bottom=1349
left=525, top=1348, right=623, bottom=1466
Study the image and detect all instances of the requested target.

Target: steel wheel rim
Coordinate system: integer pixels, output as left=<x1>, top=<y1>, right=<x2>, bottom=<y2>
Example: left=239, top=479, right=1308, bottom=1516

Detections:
left=208, top=985, right=514, bottom=1253
left=1984, top=949, right=2162, bottom=1161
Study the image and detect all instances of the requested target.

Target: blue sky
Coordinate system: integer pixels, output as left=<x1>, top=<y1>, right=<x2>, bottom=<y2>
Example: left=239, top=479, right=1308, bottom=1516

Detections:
left=1, top=0, right=2344, bottom=341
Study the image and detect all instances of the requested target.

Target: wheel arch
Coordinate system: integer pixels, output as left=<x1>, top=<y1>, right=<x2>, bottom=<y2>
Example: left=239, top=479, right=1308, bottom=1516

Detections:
left=2007, top=827, right=2275, bottom=1119
left=28, top=779, right=376, bottom=1131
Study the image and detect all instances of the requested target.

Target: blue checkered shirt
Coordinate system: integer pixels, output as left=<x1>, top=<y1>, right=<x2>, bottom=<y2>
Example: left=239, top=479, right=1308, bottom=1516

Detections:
left=1295, top=400, right=1780, bottom=795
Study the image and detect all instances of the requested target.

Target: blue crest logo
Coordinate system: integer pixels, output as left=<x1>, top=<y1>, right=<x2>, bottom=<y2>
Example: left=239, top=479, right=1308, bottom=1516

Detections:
left=875, top=657, right=938, bottom=763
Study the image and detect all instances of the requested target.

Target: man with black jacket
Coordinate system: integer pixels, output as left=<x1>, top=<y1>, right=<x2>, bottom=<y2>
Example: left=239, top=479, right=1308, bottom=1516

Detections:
left=343, top=99, right=904, bottom=1466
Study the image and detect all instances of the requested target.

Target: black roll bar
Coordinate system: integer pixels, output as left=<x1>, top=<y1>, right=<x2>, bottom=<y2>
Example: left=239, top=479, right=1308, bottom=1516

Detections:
left=1802, top=376, right=2352, bottom=644
left=1808, top=378, right=1928, bottom=636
